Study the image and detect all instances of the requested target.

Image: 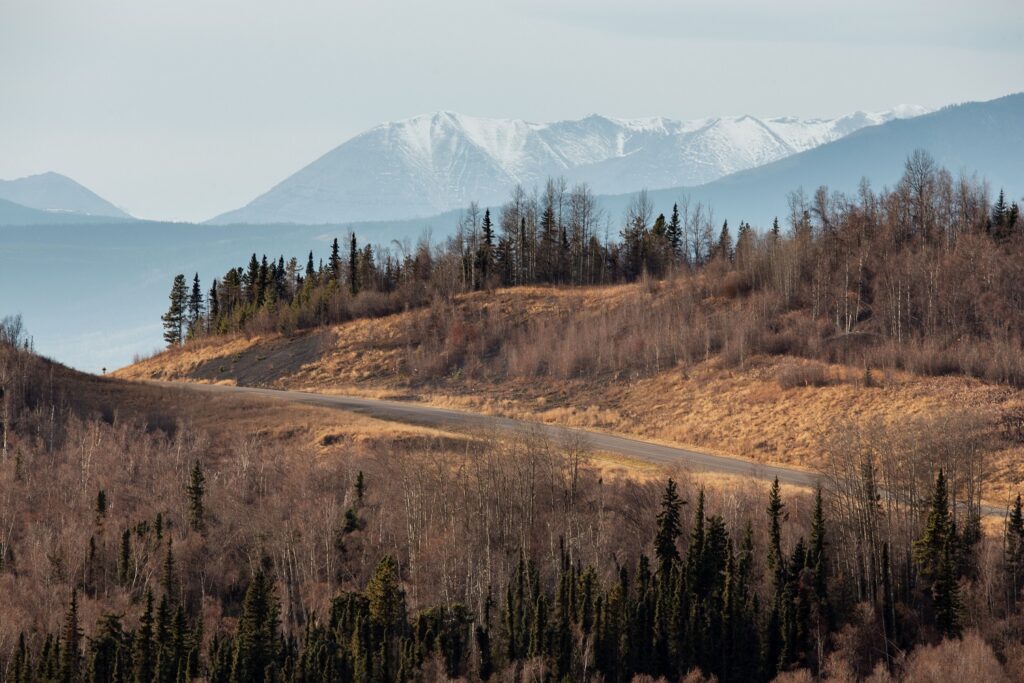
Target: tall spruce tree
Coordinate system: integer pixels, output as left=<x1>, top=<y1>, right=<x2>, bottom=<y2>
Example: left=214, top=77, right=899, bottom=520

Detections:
left=717, top=220, right=733, bottom=263
left=654, top=478, right=684, bottom=575
left=244, top=254, right=261, bottom=303
left=186, top=460, right=206, bottom=533
left=207, top=279, right=219, bottom=332
left=118, top=528, right=132, bottom=586
left=329, top=239, right=342, bottom=282
left=161, top=274, right=188, bottom=347
left=59, top=590, right=82, bottom=683
left=1007, top=495, right=1024, bottom=605
left=349, top=234, right=360, bottom=296
left=667, top=203, right=682, bottom=261
left=231, top=569, right=281, bottom=683
left=915, top=469, right=962, bottom=637
left=162, top=538, right=177, bottom=601
left=477, top=208, right=495, bottom=287
left=915, top=469, right=952, bottom=582
left=134, top=591, right=156, bottom=683
left=762, top=478, right=786, bottom=680
left=187, top=273, right=204, bottom=338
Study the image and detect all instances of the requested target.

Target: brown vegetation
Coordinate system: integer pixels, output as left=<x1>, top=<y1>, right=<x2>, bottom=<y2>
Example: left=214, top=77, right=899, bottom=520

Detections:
left=118, top=282, right=1024, bottom=504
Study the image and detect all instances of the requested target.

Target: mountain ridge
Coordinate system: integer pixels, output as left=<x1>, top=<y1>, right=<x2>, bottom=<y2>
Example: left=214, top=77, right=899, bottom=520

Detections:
left=208, top=105, right=927, bottom=225
left=0, top=171, right=130, bottom=219
left=618, top=92, right=1024, bottom=226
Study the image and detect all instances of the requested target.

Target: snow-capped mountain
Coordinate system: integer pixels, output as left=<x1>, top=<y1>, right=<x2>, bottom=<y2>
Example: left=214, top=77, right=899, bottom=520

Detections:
left=209, top=106, right=928, bottom=225
left=0, top=172, right=130, bottom=219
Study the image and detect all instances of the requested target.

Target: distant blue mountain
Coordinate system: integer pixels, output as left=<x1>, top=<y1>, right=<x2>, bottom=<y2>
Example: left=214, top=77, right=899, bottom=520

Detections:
left=602, top=93, right=1024, bottom=226
left=0, top=172, right=131, bottom=225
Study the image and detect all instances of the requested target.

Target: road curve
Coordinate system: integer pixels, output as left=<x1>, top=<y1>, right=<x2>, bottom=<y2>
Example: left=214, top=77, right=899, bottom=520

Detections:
left=149, top=381, right=823, bottom=490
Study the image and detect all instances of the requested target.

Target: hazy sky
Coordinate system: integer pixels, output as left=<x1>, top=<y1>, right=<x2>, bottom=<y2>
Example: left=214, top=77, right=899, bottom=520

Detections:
left=2, top=0, right=1023, bottom=223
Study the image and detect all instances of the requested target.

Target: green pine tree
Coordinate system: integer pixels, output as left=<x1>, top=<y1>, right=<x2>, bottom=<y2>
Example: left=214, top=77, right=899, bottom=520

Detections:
left=231, top=569, right=281, bottom=683
left=186, top=460, right=206, bottom=533
left=118, top=529, right=132, bottom=586
left=59, top=590, right=82, bottom=683
left=667, top=203, right=682, bottom=261
left=1007, top=494, right=1024, bottom=604
left=161, top=275, right=189, bottom=347
left=187, top=273, right=204, bottom=338
left=134, top=591, right=156, bottom=683
left=349, top=234, right=359, bottom=296
left=654, top=479, right=684, bottom=576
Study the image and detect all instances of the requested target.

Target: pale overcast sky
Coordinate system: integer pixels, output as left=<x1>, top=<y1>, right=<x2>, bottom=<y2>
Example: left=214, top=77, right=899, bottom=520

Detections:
left=2, top=0, right=1022, bottom=222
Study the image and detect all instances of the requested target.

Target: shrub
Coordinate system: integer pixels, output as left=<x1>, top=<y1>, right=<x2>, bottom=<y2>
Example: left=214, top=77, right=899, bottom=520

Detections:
left=776, top=361, right=831, bottom=389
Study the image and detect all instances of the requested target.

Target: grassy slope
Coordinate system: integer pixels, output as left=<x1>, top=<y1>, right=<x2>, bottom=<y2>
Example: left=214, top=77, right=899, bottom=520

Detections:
left=117, top=284, right=1024, bottom=501
left=14, top=350, right=472, bottom=465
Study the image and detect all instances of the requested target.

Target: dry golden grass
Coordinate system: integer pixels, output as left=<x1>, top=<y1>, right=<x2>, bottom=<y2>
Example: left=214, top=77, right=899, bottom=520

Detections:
left=117, top=334, right=263, bottom=381
left=118, top=284, right=1024, bottom=502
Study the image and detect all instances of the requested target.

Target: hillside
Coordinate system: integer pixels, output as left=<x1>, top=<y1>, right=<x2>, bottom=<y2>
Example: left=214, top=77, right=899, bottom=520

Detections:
left=118, top=283, right=1024, bottom=503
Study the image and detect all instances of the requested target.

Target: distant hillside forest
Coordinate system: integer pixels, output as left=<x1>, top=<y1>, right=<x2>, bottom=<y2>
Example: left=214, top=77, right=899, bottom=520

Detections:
left=162, top=150, right=1023, bottom=385
left=3, top=332, right=1024, bottom=681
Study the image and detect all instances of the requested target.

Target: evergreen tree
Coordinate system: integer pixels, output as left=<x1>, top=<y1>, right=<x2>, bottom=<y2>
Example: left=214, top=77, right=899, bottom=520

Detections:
left=349, top=234, right=360, bottom=296
left=539, top=199, right=559, bottom=283
left=162, top=538, right=177, bottom=602
left=366, top=555, right=403, bottom=633
left=95, top=489, right=107, bottom=527
left=762, top=478, right=786, bottom=680
left=187, top=273, right=204, bottom=337
left=59, top=590, right=82, bottom=683
left=329, top=239, right=341, bottom=282
left=207, top=279, right=220, bottom=332
left=992, top=189, right=1010, bottom=238
left=766, top=478, right=785, bottom=586
left=11, top=633, right=30, bottom=683
left=305, top=250, right=315, bottom=280
left=118, top=528, right=132, bottom=586
left=134, top=589, right=155, bottom=683
left=355, top=471, right=365, bottom=504
left=155, top=594, right=174, bottom=683
left=934, top=534, right=962, bottom=638
left=477, top=208, right=495, bottom=287
left=1007, top=494, right=1024, bottom=605
left=231, top=570, right=280, bottom=683
left=161, top=275, right=188, bottom=347
left=716, top=220, right=733, bottom=263
left=667, top=203, right=682, bottom=261
left=915, top=469, right=953, bottom=583
left=186, top=460, right=206, bottom=533
left=654, top=478, right=683, bottom=575
left=915, top=469, right=962, bottom=637
left=257, top=255, right=269, bottom=306
left=244, top=254, right=261, bottom=303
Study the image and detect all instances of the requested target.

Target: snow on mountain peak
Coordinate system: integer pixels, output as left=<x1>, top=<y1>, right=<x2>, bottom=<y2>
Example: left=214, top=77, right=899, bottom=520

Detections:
left=210, top=105, right=927, bottom=225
